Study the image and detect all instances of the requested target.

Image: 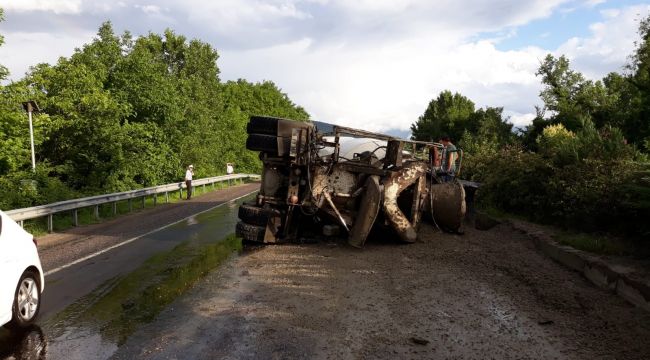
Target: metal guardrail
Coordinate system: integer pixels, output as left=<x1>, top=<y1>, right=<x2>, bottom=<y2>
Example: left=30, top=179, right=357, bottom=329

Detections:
left=6, top=174, right=260, bottom=232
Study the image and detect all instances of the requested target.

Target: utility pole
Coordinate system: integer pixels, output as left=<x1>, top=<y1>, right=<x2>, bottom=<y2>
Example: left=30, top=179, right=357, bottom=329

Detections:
left=21, top=101, right=40, bottom=171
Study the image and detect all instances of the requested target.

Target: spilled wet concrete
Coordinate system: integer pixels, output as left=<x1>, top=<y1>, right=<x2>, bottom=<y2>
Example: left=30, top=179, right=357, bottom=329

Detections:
left=0, top=193, right=254, bottom=360
left=112, top=224, right=650, bottom=360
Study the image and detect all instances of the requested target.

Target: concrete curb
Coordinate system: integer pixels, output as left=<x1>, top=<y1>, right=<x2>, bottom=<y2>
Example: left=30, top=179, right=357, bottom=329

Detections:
left=505, top=220, right=650, bottom=313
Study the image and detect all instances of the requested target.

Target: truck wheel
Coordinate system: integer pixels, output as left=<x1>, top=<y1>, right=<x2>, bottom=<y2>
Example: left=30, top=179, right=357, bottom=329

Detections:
left=238, top=204, right=270, bottom=226
left=236, top=221, right=266, bottom=242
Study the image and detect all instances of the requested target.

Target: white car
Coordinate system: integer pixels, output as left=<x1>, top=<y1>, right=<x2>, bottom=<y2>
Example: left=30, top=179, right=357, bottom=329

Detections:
left=0, top=210, right=44, bottom=328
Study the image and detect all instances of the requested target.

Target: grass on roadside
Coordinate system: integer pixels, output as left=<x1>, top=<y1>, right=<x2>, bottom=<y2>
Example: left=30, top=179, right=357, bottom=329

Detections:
left=553, top=232, right=630, bottom=256
left=477, top=204, right=635, bottom=257
left=24, top=179, right=250, bottom=236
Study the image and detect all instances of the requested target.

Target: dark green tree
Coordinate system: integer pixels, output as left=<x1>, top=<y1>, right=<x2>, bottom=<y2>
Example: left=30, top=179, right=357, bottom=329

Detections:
left=0, top=8, right=8, bottom=81
left=410, top=90, right=476, bottom=142
left=624, top=15, right=650, bottom=148
left=536, top=54, right=613, bottom=133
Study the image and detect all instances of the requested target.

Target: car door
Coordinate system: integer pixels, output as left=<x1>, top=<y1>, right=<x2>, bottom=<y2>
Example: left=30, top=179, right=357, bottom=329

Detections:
left=0, top=213, right=17, bottom=324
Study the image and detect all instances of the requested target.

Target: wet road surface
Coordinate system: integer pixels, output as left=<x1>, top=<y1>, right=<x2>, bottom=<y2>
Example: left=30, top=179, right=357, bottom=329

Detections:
left=0, top=188, right=256, bottom=360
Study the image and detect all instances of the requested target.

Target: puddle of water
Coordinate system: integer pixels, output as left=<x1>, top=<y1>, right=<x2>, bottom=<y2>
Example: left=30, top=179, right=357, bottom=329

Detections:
left=0, top=194, right=253, bottom=360
left=40, top=235, right=242, bottom=359
left=0, top=326, right=47, bottom=360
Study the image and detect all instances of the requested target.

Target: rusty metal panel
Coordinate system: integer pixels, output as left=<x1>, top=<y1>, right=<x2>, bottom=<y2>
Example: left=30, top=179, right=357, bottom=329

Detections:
left=348, top=175, right=382, bottom=248
left=409, top=173, right=427, bottom=234
left=382, top=161, right=427, bottom=243
left=384, top=140, right=404, bottom=169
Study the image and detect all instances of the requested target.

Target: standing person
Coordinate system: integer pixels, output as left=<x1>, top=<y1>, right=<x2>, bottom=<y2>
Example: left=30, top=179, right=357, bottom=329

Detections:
left=185, top=164, right=194, bottom=200
left=439, top=136, right=457, bottom=182
left=226, top=162, right=234, bottom=175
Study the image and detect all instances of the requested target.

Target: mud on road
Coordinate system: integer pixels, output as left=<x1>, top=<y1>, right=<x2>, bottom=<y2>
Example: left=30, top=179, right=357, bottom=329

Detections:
left=113, top=223, right=650, bottom=360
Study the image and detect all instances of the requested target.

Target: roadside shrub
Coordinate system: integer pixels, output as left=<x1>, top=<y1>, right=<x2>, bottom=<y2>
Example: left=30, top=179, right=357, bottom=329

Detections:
left=474, top=146, right=554, bottom=221
left=472, top=144, right=649, bottom=246
left=0, top=166, right=79, bottom=210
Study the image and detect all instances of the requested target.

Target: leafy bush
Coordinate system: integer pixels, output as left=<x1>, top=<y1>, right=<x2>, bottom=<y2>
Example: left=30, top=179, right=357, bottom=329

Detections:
left=471, top=143, right=649, bottom=245
left=0, top=166, right=79, bottom=210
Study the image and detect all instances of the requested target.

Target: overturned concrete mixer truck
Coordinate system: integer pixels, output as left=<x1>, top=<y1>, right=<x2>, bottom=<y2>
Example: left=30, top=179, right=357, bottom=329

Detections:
left=235, top=116, right=466, bottom=247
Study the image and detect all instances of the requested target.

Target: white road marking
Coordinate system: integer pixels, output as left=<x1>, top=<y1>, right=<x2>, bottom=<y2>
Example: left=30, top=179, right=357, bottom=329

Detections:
left=44, top=190, right=257, bottom=277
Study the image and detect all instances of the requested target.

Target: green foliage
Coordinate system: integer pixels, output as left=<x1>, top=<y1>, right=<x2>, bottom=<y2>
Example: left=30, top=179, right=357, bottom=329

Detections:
left=0, top=20, right=309, bottom=209
left=0, top=8, right=8, bottom=81
left=410, top=90, right=476, bottom=142
left=474, top=146, right=649, bottom=242
left=0, top=166, right=79, bottom=210
left=418, top=14, right=650, bottom=245
left=555, top=232, right=628, bottom=256
left=533, top=17, right=650, bottom=150
left=536, top=54, right=612, bottom=133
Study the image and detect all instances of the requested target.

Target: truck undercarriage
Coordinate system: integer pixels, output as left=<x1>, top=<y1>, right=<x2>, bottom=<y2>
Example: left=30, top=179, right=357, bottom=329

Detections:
left=236, top=116, right=466, bottom=247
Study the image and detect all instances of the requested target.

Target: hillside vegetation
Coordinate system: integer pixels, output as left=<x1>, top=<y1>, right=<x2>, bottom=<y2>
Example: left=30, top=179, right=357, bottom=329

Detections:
left=411, top=16, right=650, bottom=247
left=0, top=16, right=308, bottom=209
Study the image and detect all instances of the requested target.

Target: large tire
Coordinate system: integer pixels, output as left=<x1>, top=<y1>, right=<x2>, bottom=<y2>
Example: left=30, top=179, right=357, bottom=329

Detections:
left=6, top=270, right=41, bottom=329
left=246, top=134, right=292, bottom=156
left=238, top=204, right=270, bottom=226
left=247, top=116, right=282, bottom=135
left=236, top=221, right=266, bottom=242
left=247, top=115, right=312, bottom=137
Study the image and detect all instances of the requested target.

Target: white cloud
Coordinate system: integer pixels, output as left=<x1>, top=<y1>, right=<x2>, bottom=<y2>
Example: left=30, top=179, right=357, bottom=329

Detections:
left=0, top=0, right=82, bottom=14
left=508, top=112, right=537, bottom=129
left=555, top=4, right=650, bottom=79
left=0, top=0, right=646, bottom=132
left=135, top=4, right=162, bottom=15
left=0, top=31, right=94, bottom=79
left=221, top=36, right=546, bottom=132
left=583, top=0, right=606, bottom=7
left=185, top=0, right=312, bottom=31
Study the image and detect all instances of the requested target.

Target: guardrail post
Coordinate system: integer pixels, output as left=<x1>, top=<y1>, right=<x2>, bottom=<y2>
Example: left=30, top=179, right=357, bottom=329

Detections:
left=128, top=199, right=132, bottom=212
left=94, top=205, right=100, bottom=220
left=203, top=183, right=206, bottom=193
left=141, top=196, right=145, bottom=209
left=165, top=191, right=169, bottom=203
left=112, top=202, right=117, bottom=215
left=48, top=214, right=53, bottom=233
left=180, top=188, right=183, bottom=199
left=20, top=220, right=24, bottom=228
left=228, top=179, right=231, bottom=187
left=153, top=194, right=157, bottom=206
left=73, top=210, right=78, bottom=226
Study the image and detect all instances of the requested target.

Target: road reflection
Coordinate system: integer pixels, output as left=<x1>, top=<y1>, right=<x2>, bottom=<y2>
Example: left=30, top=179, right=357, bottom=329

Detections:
left=0, top=326, right=47, bottom=360
left=0, top=193, right=254, bottom=360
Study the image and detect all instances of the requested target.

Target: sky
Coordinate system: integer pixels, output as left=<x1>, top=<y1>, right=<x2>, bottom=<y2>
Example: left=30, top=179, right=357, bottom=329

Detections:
left=0, top=0, right=649, bottom=137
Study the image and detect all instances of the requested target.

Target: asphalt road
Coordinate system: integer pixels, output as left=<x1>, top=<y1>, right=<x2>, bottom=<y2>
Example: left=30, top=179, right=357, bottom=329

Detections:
left=0, top=183, right=258, bottom=360
left=37, top=183, right=259, bottom=319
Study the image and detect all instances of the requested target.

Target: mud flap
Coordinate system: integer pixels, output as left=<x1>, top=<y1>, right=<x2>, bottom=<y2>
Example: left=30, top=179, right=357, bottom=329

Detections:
left=348, top=176, right=382, bottom=248
left=382, top=162, right=427, bottom=243
left=430, top=181, right=466, bottom=232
